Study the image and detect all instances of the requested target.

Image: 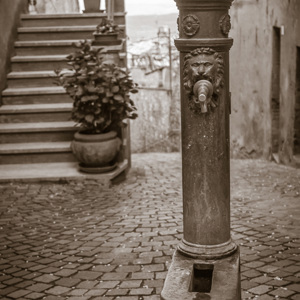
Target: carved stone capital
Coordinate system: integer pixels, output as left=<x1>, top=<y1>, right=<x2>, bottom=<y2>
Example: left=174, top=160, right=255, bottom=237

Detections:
left=175, top=38, right=233, bottom=52
left=174, top=0, right=233, bottom=10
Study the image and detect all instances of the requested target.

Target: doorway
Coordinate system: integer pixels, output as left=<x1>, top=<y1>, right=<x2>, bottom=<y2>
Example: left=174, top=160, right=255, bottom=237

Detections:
left=294, top=47, right=300, bottom=158
left=271, top=27, right=281, bottom=154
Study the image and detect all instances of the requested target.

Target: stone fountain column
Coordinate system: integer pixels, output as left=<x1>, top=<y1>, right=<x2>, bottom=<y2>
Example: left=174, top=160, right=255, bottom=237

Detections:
left=161, top=1, right=241, bottom=299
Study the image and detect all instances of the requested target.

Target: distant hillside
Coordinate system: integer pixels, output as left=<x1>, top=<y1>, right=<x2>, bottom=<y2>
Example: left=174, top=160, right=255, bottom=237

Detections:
left=126, top=13, right=178, bottom=42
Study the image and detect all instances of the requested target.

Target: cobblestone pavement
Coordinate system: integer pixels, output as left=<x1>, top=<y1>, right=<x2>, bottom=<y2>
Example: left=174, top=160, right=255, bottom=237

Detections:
left=0, top=153, right=299, bottom=300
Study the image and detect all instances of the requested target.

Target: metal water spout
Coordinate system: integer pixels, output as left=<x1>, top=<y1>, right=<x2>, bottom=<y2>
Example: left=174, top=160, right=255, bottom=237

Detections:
left=193, top=80, right=213, bottom=113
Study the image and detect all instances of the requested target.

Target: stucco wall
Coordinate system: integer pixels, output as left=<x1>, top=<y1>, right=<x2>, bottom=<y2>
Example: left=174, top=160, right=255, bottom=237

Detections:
left=130, top=88, right=179, bottom=153
left=0, top=0, right=27, bottom=94
left=230, top=0, right=300, bottom=164
left=36, top=0, right=79, bottom=14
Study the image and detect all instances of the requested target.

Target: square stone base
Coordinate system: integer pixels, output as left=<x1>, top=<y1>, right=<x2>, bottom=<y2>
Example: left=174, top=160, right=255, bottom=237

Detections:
left=161, top=247, right=241, bottom=300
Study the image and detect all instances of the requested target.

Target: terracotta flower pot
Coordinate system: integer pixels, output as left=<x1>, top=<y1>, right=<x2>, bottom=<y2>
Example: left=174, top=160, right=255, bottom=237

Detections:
left=83, top=0, right=102, bottom=12
left=71, top=131, right=121, bottom=173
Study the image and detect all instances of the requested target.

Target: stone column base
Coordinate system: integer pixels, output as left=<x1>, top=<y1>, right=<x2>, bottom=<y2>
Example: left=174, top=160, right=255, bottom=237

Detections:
left=178, top=238, right=237, bottom=259
left=161, top=248, right=241, bottom=300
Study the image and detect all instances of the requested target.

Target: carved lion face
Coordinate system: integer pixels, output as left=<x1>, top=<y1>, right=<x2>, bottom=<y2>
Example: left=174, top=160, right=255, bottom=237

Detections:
left=183, top=48, right=224, bottom=98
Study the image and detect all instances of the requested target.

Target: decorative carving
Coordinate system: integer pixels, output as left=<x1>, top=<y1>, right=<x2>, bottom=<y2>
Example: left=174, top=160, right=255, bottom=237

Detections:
left=28, top=0, right=37, bottom=14
left=183, top=48, right=224, bottom=114
left=182, top=15, right=200, bottom=37
left=219, top=14, right=231, bottom=35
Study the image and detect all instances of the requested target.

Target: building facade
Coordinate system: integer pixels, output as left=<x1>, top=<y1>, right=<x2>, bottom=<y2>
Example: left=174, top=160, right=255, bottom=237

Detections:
left=230, top=0, right=300, bottom=165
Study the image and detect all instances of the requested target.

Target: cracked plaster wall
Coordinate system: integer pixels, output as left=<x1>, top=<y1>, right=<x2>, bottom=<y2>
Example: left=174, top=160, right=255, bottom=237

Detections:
left=229, top=0, right=300, bottom=164
left=0, top=0, right=27, bottom=94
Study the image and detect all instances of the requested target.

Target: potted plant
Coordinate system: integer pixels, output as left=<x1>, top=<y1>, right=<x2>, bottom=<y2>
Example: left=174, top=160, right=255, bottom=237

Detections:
left=55, top=40, right=138, bottom=173
left=83, top=0, right=103, bottom=13
left=93, top=18, right=122, bottom=46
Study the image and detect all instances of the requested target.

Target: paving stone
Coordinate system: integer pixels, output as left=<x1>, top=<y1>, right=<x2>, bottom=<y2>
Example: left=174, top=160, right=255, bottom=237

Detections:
left=0, top=155, right=300, bottom=299
left=77, top=280, right=98, bottom=289
left=269, top=287, right=296, bottom=298
left=27, top=283, right=52, bottom=292
left=257, top=265, right=279, bottom=273
left=284, top=265, right=300, bottom=273
left=25, top=292, right=46, bottom=299
left=243, top=261, right=265, bottom=269
left=119, top=280, right=143, bottom=288
left=73, top=271, right=102, bottom=280
left=256, top=295, right=274, bottom=300
left=242, top=269, right=262, bottom=278
left=106, top=288, right=129, bottom=296
left=287, top=283, right=300, bottom=293
left=131, top=272, right=155, bottom=280
left=3, top=277, right=23, bottom=285
left=144, top=279, right=164, bottom=288
left=54, top=269, right=77, bottom=277
left=95, top=280, right=119, bottom=289
left=241, top=280, right=259, bottom=290
left=44, top=286, right=71, bottom=295
left=67, top=289, right=89, bottom=296
left=248, top=285, right=272, bottom=295
left=84, top=289, right=106, bottom=296
left=92, top=265, right=116, bottom=272
left=113, top=297, right=138, bottom=300
left=114, top=265, right=141, bottom=273
left=34, top=274, right=59, bottom=283
left=66, top=297, right=91, bottom=300
left=129, top=288, right=154, bottom=295
left=155, top=271, right=168, bottom=279
left=55, top=277, right=81, bottom=287
left=98, top=270, right=128, bottom=280
left=7, top=289, right=31, bottom=298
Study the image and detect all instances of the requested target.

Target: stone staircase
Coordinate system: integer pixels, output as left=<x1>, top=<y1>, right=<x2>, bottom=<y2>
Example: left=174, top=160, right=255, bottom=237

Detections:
left=0, top=13, right=126, bottom=171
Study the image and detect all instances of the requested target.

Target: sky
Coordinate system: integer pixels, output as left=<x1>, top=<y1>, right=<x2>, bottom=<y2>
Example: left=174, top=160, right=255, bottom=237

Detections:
left=78, top=0, right=178, bottom=15
left=124, top=0, right=178, bottom=15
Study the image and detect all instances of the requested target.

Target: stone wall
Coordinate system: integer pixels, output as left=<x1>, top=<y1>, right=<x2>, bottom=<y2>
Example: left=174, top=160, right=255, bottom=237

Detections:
left=130, top=87, right=180, bottom=153
left=230, top=0, right=300, bottom=164
left=0, top=0, right=27, bottom=94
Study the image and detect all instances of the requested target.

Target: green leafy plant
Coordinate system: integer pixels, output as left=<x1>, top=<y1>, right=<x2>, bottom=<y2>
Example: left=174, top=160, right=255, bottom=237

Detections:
left=96, top=18, right=120, bottom=34
left=55, top=40, right=138, bottom=134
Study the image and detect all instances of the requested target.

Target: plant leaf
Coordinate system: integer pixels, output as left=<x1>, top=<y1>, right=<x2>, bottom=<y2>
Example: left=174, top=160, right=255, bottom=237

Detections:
left=114, top=94, right=124, bottom=102
left=85, top=114, right=94, bottom=123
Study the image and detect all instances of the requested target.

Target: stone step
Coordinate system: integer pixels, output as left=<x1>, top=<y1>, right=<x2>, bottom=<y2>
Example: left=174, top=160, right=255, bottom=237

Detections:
left=0, top=103, right=72, bottom=123
left=2, top=86, right=66, bottom=96
left=0, top=142, right=75, bottom=164
left=0, top=160, right=128, bottom=183
left=6, top=70, right=77, bottom=88
left=1, top=86, right=71, bottom=105
left=7, top=71, right=59, bottom=88
left=0, top=121, right=76, bottom=144
left=17, top=25, right=126, bottom=41
left=11, top=55, right=68, bottom=71
left=14, top=40, right=81, bottom=55
left=0, top=13, right=127, bottom=168
left=14, top=39, right=125, bottom=56
left=20, top=13, right=125, bottom=27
